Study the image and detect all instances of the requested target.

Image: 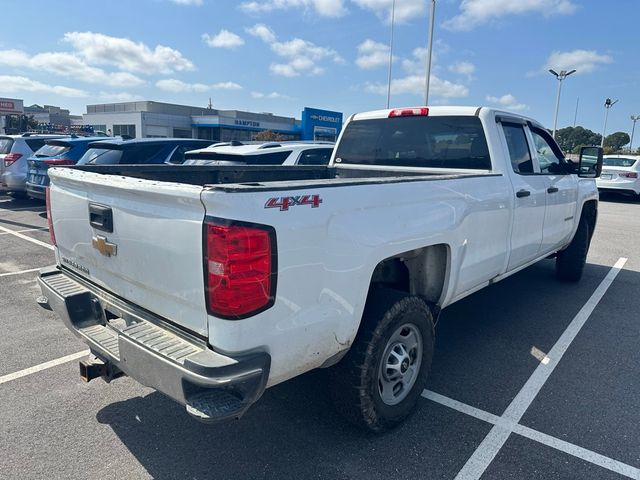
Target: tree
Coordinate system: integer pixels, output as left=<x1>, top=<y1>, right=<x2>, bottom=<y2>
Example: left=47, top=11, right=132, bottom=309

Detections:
left=603, top=131, right=630, bottom=151
left=555, top=126, right=601, bottom=153
left=253, top=130, right=285, bottom=141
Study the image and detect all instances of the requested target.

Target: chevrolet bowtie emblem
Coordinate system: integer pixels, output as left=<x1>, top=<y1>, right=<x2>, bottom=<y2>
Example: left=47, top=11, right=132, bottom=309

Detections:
left=92, top=235, right=117, bottom=257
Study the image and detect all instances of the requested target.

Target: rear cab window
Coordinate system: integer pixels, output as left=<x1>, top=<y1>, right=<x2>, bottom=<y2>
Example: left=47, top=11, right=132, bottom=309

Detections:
left=334, top=116, right=491, bottom=170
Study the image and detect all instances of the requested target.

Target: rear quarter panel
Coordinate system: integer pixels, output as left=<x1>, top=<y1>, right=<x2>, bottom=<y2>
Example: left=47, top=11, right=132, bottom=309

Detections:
left=202, top=175, right=512, bottom=386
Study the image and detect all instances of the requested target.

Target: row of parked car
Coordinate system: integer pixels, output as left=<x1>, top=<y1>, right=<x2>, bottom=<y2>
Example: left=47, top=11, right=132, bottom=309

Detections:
left=0, top=133, right=336, bottom=201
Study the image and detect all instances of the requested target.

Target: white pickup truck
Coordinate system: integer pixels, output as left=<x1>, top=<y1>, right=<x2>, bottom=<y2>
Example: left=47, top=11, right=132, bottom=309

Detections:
left=38, top=106, right=603, bottom=432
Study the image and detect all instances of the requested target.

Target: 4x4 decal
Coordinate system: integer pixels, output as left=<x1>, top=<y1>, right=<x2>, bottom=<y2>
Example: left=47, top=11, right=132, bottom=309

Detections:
left=265, top=194, right=323, bottom=211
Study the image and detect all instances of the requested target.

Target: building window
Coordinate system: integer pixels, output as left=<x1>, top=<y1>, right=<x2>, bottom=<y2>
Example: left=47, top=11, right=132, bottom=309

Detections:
left=173, top=128, right=192, bottom=138
left=113, top=124, right=136, bottom=138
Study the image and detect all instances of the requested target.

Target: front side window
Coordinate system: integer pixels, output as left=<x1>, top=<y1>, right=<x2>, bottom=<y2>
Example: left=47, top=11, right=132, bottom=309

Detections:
left=530, top=128, right=564, bottom=174
left=502, top=124, right=533, bottom=174
left=334, top=116, right=491, bottom=170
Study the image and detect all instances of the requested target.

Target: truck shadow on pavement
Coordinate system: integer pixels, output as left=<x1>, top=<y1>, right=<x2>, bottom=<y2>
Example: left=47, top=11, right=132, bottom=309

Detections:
left=95, top=260, right=622, bottom=480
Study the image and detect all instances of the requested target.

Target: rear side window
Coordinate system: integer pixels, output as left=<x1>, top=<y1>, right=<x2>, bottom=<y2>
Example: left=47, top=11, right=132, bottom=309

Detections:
left=297, top=148, right=333, bottom=166
left=502, top=124, right=534, bottom=174
left=334, top=116, right=491, bottom=169
left=0, top=137, right=14, bottom=154
left=603, top=157, right=637, bottom=167
left=34, top=144, right=71, bottom=158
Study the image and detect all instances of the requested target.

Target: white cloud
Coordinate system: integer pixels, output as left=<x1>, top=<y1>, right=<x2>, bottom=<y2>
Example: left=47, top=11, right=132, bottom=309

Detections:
left=63, top=32, right=194, bottom=74
left=0, top=49, right=145, bottom=87
left=545, top=49, right=613, bottom=74
left=366, top=74, right=468, bottom=98
left=486, top=93, right=528, bottom=111
left=0, top=75, right=88, bottom=97
left=247, top=23, right=343, bottom=77
left=353, top=0, right=426, bottom=23
left=156, top=79, right=242, bottom=92
left=444, top=0, right=577, bottom=31
left=98, top=91, right=144, bottom=102
left=240, top=0, right=347, bottom=17
left=246, top=24, right=277, bottom=43
left=448, top=61, right=475, bottom=76
left=171, top=0, right=203, bottom=5
left=202, top=30, right=245, bottom=49
left=356, top=39, right=389, bottom=69
left=251, top=91, right=292, bottom=99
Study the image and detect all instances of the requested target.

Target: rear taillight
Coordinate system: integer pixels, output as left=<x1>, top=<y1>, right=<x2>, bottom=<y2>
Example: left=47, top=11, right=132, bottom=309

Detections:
left=389, top=107, right=429, bottom=118
left=620, top=172, right=638, bottom=178
left=43, top=158, right=75, bottom=166
left=204, top=219, right=276, bottom=319
left=4, top=153, right=22, bottom=166
left=45, top=187, right=56, bottom=246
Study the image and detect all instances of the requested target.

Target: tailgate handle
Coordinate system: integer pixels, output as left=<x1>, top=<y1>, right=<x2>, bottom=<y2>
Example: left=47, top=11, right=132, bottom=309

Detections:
left=89, top=204, right=113, bottom=233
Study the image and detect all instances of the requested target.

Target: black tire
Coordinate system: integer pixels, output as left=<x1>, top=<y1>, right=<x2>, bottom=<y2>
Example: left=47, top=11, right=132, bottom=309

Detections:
left=328, top=288, right=435, bottom=433
left=556, top=219, right=590, bottom=282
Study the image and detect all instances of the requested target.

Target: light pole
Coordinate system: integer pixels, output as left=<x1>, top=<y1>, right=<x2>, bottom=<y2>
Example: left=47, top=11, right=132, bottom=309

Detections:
left=386, top=0, right=396, bottom=109
left=548, top=69, right=576, bottom=138
left=601, top=98, right=618, bottom=147
left=630, top=115, right=640, bottom=153
left=424, top=0, right=436, bottom=106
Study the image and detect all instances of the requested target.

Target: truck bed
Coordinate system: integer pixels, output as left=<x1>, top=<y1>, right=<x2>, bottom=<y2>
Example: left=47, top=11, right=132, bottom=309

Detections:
left=69, top=164, right=497, bottom=192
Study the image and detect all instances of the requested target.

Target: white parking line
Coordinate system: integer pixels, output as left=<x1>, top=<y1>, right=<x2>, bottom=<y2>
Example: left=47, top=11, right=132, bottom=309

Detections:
left=0, top=350, right=89, bottom=386
left=0, top=225, right=54, bottom=250
left=423, top=390, right=640, bottom=479
left=453, top=257, right=628, bottom=480
left=0, top=267, right=41, bottom=278
left=0, top=227, right=48, bottom=236
left=0, top=206, right=46, bottom=212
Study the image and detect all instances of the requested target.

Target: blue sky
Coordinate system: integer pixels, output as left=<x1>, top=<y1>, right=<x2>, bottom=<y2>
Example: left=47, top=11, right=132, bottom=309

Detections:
left=1, top=0, right=638, bottom=137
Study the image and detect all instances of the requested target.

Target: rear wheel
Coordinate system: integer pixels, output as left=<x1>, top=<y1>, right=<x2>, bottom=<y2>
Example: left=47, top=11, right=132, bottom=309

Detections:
left=556, top=219, right=590, bottom=281
left=328, top=288, right=435, bottom=432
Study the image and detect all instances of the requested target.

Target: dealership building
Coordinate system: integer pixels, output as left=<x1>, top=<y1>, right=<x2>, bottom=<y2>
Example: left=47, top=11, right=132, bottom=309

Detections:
left=83, top=101, right=343, bottom=142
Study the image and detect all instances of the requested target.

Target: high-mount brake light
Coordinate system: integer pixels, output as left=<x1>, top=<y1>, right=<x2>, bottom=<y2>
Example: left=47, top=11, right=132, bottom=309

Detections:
left=4, top=153, right=22, bottom=166
left=45, top=187, right=56, bottom=246
left=204, top=219, right=277, bottom=319
left=388, top=107, right=429, bottom=118
left=43, top=158, right=75, bottom=166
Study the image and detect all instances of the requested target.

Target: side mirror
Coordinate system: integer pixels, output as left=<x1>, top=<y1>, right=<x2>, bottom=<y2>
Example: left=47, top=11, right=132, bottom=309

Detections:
left=578, top=146, right=603, bottom=178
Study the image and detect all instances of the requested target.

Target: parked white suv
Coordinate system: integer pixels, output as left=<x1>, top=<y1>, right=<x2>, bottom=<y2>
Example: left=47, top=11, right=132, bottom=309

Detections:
left=183, top=141, right=334, bottom=166
left=1, top=134, right=68, bottom=195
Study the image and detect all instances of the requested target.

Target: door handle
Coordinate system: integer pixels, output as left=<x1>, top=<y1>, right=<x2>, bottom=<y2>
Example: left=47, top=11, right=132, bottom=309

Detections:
left=89, top=203, right=113, bottom=233
left=547, top=186, right=559, bottom=194
left=516, top=189, right=531, bottom=198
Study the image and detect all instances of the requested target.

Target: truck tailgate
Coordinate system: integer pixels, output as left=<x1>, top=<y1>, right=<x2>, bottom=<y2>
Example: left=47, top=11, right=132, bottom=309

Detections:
left=48, top=168, right=209, bottom=337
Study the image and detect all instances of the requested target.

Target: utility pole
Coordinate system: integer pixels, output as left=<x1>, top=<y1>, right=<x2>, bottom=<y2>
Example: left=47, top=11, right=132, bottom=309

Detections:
left=601, top=98, right=618, bottom=148
left=548, top=69, right=576, bottom=138
left=573, top=97, right=579, bottom=127
left=386, top=0, right=396, bottom=109
left=630, top=114, right=640, bottom=153
left=424, top=0, right=436, bottom=106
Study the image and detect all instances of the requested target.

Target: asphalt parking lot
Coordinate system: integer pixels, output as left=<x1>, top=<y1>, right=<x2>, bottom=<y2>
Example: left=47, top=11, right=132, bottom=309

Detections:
left=0, top=191, right=639, bottom=480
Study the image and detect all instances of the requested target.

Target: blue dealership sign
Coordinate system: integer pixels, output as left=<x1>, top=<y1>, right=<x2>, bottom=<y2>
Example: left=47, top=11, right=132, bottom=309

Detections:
left=301, top=107, right=343, bottom=141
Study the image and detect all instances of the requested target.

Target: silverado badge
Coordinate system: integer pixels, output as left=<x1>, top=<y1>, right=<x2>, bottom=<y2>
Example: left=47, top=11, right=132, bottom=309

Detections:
left=92, top=235, right=117, bottom=257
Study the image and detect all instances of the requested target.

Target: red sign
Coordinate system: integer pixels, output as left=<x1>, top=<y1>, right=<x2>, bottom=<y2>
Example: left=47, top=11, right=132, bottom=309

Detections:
left=0, top=101, right=15, bottom=110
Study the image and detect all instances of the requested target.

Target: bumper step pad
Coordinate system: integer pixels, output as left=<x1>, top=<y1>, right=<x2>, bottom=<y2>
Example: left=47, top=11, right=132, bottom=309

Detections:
left=186, top=390, right=244, bottom=420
